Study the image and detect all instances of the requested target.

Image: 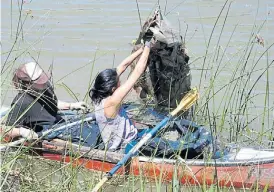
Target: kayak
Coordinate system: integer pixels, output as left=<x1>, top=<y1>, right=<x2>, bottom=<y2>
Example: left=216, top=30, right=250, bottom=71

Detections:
left=42, top=140, right=274, bottom=190
left=1, top=106, right=274, bottom=190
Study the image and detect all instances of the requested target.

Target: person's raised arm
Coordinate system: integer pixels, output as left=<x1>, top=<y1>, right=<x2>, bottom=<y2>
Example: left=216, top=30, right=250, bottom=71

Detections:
left=116, top=46, right=144, bottom=76
left=110, top=42, right=151, bottom=106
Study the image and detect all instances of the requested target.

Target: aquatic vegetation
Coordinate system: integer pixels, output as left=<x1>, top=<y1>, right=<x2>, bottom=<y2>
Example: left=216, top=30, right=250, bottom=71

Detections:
left=1, top=0, right=273, bottom=191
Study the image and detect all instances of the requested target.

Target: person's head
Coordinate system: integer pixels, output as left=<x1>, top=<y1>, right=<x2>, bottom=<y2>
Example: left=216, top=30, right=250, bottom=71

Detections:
left=12, top=62, right=50, bottom=91
left=90, top=68, right=119, bottom=104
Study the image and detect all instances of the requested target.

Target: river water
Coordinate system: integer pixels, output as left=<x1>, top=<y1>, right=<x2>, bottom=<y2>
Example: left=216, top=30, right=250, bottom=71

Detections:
left=1, top=1, right=274, bottom=191
left=1, top=0, right=274, bottom=138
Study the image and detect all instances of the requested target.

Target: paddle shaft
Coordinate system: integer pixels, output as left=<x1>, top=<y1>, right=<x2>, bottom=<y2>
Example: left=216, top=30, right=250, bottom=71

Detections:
left=109, top=116, right=169, bottom=176
left=39, top=116, right=94, bottom=138
left=0, top=116, right=94, bottom=151
left=91, top=116, right=171, bottom=192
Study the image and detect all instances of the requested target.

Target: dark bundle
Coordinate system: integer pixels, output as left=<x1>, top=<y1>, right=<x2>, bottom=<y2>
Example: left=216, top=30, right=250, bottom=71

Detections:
left=131, top=9, right=191, bottom=110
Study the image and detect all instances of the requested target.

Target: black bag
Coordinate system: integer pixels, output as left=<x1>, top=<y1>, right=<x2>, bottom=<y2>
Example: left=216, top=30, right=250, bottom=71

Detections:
left=131, top=9, right=191, bottom=109
left=147, top=42, right=190, bottom=108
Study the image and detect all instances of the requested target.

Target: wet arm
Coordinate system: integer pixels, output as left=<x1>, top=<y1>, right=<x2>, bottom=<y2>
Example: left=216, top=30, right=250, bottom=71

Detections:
left=116, top=47, right=144, bottom=76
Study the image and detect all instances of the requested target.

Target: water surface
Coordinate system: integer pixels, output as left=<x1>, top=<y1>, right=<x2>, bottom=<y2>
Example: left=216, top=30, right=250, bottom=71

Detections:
left=1, top=0, right=273, bottom=136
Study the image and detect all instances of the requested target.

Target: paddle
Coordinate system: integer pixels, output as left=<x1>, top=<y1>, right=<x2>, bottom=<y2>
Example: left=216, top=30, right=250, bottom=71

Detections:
left=91, top=88, right=198, bottom=192
left=0, top=114, right=95, bottom=151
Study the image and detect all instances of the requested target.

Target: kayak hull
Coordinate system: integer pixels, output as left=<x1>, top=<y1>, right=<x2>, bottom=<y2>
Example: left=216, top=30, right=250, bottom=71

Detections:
left=41, top=142, right=274, bottom=190
left=1, top=106, right=274, bottom=190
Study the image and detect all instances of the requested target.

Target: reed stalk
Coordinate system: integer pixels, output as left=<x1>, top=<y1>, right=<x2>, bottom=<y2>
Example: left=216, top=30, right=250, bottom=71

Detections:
left=1, top=0, right=273, bottom=191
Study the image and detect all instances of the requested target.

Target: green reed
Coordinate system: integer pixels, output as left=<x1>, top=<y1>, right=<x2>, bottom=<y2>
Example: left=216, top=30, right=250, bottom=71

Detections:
left=1, top=0, right=273, bottom=191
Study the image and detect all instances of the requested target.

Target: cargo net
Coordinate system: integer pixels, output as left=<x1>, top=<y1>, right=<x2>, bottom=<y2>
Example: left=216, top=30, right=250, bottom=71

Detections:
left=130, top=9, right=191, bottom=115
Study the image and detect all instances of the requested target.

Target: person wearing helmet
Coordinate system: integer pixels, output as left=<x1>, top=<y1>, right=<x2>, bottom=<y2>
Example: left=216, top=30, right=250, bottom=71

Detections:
left=1, top=62, right=87, bottom=140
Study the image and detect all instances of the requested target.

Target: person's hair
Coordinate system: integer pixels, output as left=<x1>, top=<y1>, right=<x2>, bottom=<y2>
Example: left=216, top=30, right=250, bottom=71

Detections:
left=90, top=68, right=118, bottom=104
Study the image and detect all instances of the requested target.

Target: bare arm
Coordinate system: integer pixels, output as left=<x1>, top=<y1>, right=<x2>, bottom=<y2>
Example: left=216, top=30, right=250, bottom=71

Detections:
left=57, top=100, right=71, bottom=110
left=104, top=45, right=150, bottom=118
left=0, top=126, right=21, bottom=139
left=116, top=47, right=144, bottom=76
left=57, top=100, right=87, bottom=110
left=1, top=126, right=38, bottom=140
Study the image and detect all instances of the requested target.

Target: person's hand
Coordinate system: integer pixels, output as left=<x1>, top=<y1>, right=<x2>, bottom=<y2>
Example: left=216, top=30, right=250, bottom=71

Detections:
left=142, top=29, right=154, bottom=43
left=143, top=27, right=161, bottom=48
left=19, top=127, right=38, bottom=140
left=70, top=101, right=88, bottom=111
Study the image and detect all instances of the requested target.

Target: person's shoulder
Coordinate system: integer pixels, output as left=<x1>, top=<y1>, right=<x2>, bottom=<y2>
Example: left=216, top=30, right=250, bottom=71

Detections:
left=11, top=92, right=23, bottom=104
left=11, top=92, right=32, bottom=107
left=104, top=96, right=118, bottom=108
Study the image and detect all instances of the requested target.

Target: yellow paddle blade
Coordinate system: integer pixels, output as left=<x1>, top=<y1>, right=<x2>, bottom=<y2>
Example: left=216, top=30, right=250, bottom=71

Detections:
left=170, top=87, right=199, bottom=117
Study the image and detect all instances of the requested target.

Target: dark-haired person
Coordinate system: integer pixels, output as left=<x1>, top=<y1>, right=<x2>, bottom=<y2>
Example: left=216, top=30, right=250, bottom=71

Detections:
left=90, top=37, right=155, bottom=152
left=89, top=33, right=218, bottom=159
left=1, top=62, right=87, bottom=140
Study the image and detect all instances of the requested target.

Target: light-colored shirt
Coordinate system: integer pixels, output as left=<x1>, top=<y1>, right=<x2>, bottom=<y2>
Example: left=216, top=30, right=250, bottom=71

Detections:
left=94, top=99, right=137, bottom=151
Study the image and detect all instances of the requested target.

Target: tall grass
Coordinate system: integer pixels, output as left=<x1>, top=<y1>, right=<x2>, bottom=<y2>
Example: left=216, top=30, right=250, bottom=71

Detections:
left=1, top=0, right=273, bottom=191
left=192, top=1, right=273, bottom=148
